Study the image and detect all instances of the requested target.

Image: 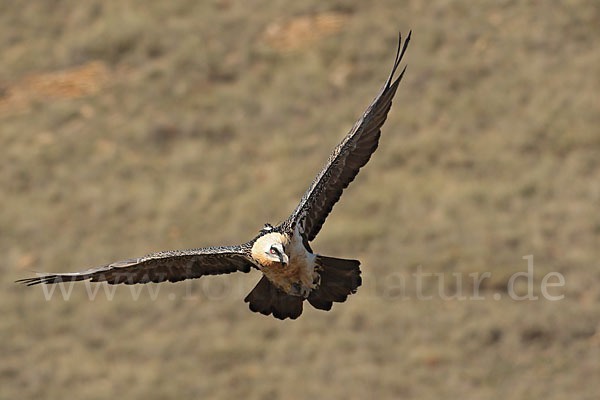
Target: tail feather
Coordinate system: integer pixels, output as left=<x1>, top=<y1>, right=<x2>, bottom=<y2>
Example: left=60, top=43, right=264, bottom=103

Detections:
left=244, top=256, right=361, bottom=318
left=308, top=255, right=361, bottom=311
left=244, top=276, right=303, bottom=320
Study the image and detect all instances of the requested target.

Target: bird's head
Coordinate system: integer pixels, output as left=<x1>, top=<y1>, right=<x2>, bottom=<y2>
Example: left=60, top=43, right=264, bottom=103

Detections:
left=251, top=232, right=290, bottom=267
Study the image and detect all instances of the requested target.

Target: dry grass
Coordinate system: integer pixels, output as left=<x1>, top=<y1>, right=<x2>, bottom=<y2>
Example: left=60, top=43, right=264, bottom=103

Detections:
left=262, top=12, right=350, bottom=50
left=0, top=61, right=110, bottom=116
left=2, top=0, right=599, bottom=399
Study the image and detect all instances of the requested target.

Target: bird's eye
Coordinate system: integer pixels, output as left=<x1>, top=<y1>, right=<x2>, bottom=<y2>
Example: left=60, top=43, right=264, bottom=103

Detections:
left=270, top=248, right=276, bottom=254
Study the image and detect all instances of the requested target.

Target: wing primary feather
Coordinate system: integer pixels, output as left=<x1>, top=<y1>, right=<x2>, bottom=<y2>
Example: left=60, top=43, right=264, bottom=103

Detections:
left=385, top=30, right=411, bottom=90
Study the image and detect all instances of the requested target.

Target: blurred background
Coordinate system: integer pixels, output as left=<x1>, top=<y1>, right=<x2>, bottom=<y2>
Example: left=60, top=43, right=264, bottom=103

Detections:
left=2, top=0, right=599, bottom=399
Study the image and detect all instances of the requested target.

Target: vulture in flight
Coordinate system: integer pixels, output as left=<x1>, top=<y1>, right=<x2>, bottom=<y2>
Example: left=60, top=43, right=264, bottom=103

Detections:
left=18, top=32, right=411, bottom=320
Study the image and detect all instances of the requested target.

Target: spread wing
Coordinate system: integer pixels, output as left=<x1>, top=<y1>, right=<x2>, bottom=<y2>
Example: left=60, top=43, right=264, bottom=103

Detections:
left=285, top=32, right=411, bottom=242
left=16, top=244, right=255, bottom=286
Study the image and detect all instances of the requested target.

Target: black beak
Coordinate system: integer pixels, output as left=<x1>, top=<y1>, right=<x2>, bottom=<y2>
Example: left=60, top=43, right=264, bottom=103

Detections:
left=279, top=253, right=289, bottom=266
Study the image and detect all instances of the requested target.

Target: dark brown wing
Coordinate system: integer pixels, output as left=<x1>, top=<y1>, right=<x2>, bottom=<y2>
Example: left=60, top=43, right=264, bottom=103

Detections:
left=284, top=32, right=411, bottom=242
left=16, top=244, right=255, bottom=286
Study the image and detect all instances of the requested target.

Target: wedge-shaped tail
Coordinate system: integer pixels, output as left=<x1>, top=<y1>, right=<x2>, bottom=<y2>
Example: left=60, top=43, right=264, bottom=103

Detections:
left=244, top=255, right=361, bottom=319
left=244, top=276, right=304, bottom=320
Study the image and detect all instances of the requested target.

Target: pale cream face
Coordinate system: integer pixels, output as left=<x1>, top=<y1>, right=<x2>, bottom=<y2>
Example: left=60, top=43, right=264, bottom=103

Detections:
left=251, top=232, right=290, bottom=267
left=251, top=227, right=318, bottom=294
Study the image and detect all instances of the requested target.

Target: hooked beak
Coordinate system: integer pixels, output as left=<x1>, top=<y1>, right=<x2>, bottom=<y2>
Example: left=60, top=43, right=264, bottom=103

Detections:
left=279, top=253, right=289, bottom=266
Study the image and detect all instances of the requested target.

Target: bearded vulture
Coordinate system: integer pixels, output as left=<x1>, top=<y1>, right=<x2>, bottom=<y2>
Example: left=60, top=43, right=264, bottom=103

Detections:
left=17, top=32, right=411, bottom=320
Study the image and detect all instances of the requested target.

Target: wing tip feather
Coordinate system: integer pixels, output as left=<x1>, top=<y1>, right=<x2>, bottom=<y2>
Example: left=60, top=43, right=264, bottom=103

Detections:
left=385, top=30, right=412, bottom=89
left=16, top=274, right=81, bottom=286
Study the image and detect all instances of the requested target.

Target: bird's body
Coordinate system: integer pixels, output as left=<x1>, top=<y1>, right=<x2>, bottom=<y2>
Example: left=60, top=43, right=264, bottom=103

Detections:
left=18, top=32, right=411, bottom=320
left=251, top=226, right=318, bottom=297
